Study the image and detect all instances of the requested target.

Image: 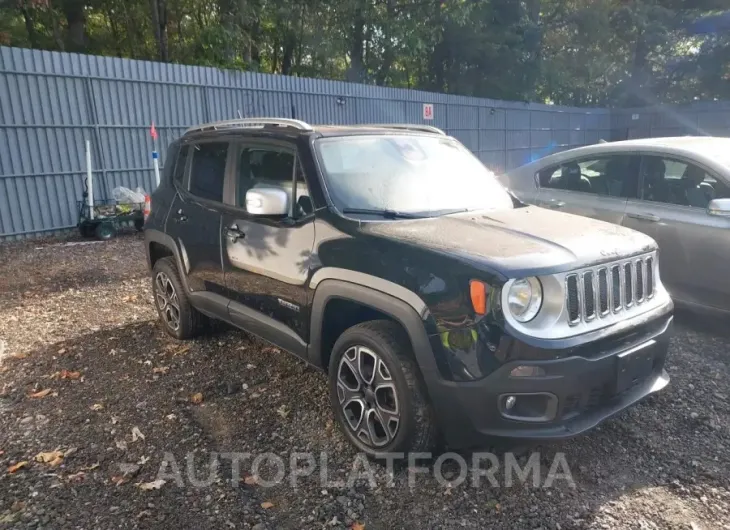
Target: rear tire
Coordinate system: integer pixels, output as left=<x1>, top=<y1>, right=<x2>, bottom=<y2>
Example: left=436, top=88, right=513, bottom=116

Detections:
left=328, top=320, right=437, bottom=457
left=152, top=257, right=209, bottom=340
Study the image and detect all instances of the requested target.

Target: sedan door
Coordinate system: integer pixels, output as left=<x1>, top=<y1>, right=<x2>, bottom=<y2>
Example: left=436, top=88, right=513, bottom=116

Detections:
left=623, top=154, right=730, bottom=312
left=535, top=154, right=640, bottom=225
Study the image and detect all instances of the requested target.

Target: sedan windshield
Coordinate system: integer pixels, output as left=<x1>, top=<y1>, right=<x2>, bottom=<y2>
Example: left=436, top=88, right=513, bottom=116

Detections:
left=315, top=135, right=513, bottom=216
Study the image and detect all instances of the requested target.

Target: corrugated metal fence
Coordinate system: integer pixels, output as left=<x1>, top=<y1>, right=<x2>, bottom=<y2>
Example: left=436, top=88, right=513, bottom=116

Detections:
left=614, top=102, right=730, bottom=140
left=1, top=46, right=614, bottom=239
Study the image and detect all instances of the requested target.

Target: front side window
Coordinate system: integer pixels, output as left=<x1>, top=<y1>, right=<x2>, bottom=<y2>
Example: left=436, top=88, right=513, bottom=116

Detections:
left=236, top=147, right=296, bottom=214
left=189, top=142, right=228, bottom=202
left=640, top=156, right=730, bottom=208
left=314, top=135, right=513, bottom=216
left=538, top=155, right=640, bottom=198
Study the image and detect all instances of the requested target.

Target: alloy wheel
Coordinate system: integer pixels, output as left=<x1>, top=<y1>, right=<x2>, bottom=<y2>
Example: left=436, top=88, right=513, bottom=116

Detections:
left=154, top=271, right=181, bottom=331
left=336, top=345, right=400, bottom=448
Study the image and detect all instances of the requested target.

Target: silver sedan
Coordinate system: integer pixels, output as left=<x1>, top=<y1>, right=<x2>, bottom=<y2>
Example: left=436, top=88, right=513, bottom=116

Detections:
left=504, top=137, right=730, bottom=315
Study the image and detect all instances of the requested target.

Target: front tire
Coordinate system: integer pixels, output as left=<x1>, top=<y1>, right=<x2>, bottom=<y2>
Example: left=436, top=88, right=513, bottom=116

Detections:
left=152, top=257, right=208, bottom=340
left=328, top=320, right=437, bottom=457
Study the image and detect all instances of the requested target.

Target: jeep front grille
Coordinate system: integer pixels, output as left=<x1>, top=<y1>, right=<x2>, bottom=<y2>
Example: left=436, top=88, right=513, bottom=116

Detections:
left=566, top=254, right=656, bottom=326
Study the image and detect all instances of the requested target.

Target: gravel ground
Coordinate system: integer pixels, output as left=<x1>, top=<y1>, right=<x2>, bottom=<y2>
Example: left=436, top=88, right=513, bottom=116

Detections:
left=0, top=233, right=729, bottom=530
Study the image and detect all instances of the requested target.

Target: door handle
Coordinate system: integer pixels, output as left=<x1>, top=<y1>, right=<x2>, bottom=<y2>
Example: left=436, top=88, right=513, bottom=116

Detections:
left=225, top=224, right=246, bottom=243
left=175, top=208, right=188, bottom=223
left=627, top=212, right=659, bottom=222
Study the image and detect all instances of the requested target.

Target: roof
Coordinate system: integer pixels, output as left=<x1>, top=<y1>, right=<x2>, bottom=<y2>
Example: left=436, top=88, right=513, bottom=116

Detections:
left=519, top=136, right=730, bottom=173
left=183, top=118, right=445, bottom=138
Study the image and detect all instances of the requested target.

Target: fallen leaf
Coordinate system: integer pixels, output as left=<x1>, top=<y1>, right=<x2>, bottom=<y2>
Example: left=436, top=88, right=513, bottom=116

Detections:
left=60, top=370, right=81, bottom=380
left=174, top=346, right=190, bottom=356
left=0, top=450, right=4, bottom=457
left=35, top=451, right=64, bottom=467
left=260, top=501, right=274, bottom=509
left=8, top=461, right=28, bottom=474
left=152, top=366, right=169, bottom=374
left=190, top=392, right=203, bottom=404
left=84, top=462, right=100, bottom=471
left=276, top=405, right=290, bottom=419
left=110, top=475, right=128, bottom=486
left=10, top=353, right=28, bottom=360
left=64, top=447, right=78, bottom=458
left=131, top=427, right=145, bottom=442
left=116, top=440, right=128, bottom=451
left=138, top=456, right=150, bottom=465
left=261, top=347, right=280, bottom=354
left=91, top=403, right=104, bottom=411
left=351, top=523, right=366, bottom=530
left=137, top=479, right=166, bottom=490
left=29, top=388, right=52, bottom=399
left=67, top=471, right=85, bottom=482
left=243, top=475, right=258, bottom=486
left=57, top=348, right=66, bottom=355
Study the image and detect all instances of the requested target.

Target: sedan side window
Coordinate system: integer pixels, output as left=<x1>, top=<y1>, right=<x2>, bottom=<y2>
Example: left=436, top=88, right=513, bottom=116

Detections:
left=640, top=156, right=730, bottom=208
left=538, top=155, right=639, bottom=198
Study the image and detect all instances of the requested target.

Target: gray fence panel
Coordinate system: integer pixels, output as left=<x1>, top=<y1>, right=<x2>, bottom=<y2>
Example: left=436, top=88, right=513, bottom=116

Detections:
left=1, top=45, right=680, bottom=240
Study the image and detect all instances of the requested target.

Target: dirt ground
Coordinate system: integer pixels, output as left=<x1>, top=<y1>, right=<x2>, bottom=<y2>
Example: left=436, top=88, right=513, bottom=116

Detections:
left=0, top=233, right=729, bottom=530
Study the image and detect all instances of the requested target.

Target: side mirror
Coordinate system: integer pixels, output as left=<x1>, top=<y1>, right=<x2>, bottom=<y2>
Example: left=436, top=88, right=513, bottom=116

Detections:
left=245, top=187, right=289, bottom=216
left=708, top=198, right=730, bottom=217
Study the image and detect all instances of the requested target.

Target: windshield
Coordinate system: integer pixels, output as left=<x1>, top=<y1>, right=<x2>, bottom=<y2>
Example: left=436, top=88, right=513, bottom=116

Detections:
left=315, top=135, right=513, bottom=216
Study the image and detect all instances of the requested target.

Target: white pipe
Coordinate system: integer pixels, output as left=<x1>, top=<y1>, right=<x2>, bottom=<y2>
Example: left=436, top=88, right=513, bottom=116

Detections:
left=153, top=149, right=160, bottom=188
left=86, top=139, right=94, bottom=220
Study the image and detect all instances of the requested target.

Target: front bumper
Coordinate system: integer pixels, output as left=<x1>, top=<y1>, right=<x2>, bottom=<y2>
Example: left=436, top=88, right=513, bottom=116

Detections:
left=428, top=310, right=673, bottom=448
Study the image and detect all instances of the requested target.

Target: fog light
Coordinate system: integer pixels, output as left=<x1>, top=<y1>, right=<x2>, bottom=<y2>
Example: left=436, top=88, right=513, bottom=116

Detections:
left=505, top=395, right=517, bottom=410
left=510, top=365, right=546, bottom=378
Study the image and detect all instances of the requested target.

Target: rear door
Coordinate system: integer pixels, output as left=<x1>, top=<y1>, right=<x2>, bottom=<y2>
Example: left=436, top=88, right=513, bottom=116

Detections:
left=165, top=140, right=230, bottom=299
left=623, top=154, right=730, bottom=311
left=220, top=138, right=315, bottom=357
left=535, top=154, right=640, bottom=225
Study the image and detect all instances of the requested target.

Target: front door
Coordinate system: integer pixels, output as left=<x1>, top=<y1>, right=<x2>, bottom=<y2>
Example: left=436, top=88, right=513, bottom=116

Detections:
left=221, top=140, right=315, bottom=357
left=623, top=154, right=730, bottom=312
left=536, top=154, right=641, bottom=225
left=165, top=141, right=230, bottom=297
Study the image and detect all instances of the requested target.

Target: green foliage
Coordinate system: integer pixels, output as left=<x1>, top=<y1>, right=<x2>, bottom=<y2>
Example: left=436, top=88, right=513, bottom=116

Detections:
left=1, top=0, right=728, bottom=105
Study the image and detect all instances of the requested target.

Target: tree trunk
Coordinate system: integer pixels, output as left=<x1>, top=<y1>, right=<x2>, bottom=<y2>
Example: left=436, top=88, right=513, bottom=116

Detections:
left=20, top=7, right=39, bottom=49
left=345, top=7, right=366, bottom=82
left=149, top=0, right=169, bottom=62
left=62, top=0, right=87, bottom=52
left=375, top=0, right=396, bottom=86
left=628, top=30, right=649, bottom=106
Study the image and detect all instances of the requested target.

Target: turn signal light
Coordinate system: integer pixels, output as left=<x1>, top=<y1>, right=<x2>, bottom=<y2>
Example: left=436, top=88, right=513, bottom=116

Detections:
left=469, top=280, right=489, bottom=315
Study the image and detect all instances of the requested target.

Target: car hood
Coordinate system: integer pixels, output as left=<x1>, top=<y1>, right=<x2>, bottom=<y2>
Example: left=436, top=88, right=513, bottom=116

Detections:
left=361, top=206, right=657, bottom=277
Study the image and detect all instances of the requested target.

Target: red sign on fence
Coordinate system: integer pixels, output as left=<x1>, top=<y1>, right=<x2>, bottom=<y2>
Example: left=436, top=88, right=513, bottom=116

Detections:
left=423, top=103, right=434, bottom=120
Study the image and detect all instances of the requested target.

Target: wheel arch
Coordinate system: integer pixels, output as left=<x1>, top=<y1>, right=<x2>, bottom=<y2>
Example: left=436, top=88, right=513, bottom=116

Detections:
left=145, top=229, right=188, bottom=291
left=307, top=276, right=439, bottom=386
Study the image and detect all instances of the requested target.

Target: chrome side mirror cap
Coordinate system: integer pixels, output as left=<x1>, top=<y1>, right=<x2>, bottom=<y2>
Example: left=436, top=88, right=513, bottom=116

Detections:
left=708, top=198, right=730, bottom=217
left=245, top=187, right=289, bottom=216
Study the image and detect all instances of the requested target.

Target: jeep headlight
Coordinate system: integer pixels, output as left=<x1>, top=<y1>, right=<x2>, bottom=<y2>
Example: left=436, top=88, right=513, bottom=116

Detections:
left=507, top=277, right=543, bottom=322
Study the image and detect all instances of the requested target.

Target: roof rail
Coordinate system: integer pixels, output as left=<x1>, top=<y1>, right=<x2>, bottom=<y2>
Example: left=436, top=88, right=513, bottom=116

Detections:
left=356, top=124, right=446, bottom=135
left=185, top=118, right=313, bottom=135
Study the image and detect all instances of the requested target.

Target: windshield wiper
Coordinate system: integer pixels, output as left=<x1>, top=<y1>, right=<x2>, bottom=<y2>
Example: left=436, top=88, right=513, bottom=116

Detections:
left=341, top=208, right=424, bottom=219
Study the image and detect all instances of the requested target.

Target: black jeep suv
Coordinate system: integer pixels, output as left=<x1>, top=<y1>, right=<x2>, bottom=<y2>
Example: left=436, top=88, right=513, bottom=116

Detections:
left=144, top=118, right=673, bottom=455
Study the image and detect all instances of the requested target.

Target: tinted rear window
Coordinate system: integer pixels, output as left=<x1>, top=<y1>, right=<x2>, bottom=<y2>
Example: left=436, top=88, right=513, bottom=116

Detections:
left=189, top=142, right=228, bottom=202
